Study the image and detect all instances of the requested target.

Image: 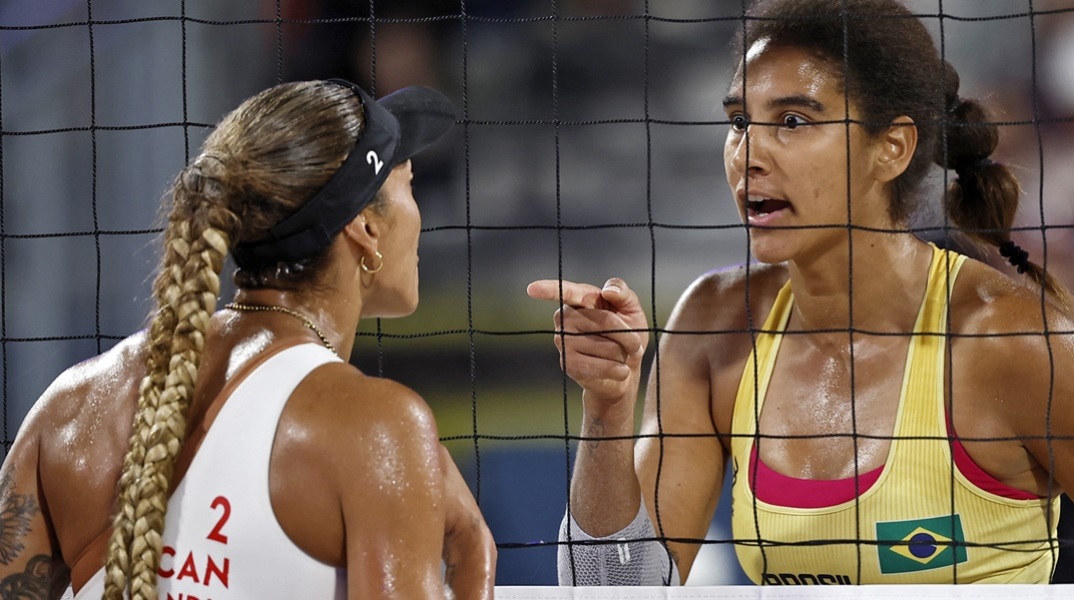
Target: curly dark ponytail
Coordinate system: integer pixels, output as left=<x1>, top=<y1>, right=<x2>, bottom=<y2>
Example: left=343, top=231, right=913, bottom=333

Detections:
left=936, top=66, right=1070, bottom=306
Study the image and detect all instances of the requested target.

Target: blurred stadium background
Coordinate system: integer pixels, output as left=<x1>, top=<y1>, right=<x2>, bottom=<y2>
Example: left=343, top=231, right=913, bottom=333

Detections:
left=2, top=0, right=1073, bottom=586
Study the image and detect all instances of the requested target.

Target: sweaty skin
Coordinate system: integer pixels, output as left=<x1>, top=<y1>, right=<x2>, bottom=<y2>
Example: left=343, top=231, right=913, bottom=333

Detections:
left=530, top=43, right=1074, bottom=581
left=0, top=163, right=496, bottom=600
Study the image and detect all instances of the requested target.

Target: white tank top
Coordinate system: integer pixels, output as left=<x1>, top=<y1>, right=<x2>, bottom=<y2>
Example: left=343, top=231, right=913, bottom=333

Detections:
left=77, top=343, right=346, bottom=599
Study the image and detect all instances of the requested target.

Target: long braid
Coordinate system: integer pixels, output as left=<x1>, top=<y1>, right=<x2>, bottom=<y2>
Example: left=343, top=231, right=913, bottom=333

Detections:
left=103, top=197, right=190, bottom=599
left=104, top=157, right=240, bottom=599
left=102, top=80, right=363, bottom=599
left=129, top=220, right=231, bottom=599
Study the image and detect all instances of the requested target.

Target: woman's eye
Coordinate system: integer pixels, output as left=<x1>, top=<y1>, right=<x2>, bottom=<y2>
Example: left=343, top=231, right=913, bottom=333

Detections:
left=731, top=115, right=749, bottom=131
left=783, top=114, right=806, bottom=129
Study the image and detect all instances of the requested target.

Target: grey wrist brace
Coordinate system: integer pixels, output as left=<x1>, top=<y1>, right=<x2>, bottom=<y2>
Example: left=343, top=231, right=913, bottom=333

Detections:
left=557, top=501, right=680, bottom=586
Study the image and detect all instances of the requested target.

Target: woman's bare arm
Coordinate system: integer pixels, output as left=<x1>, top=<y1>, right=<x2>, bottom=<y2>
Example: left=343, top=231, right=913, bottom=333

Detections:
left=439, top=445, right=495, bottom=600
left=528, top=278, right=651, bottom=536
left=635, top=277, right=730, bottom=581
left=0, top=404, right=71, bottom=599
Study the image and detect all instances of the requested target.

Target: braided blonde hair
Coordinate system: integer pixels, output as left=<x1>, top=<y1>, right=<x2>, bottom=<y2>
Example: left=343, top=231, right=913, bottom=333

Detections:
left=103, top=80, right=365, bottom=599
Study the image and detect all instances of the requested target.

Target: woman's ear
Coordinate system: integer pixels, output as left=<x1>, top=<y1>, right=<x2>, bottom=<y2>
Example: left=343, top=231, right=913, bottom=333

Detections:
left=342, top=208, right=381, bottom=258
left=875, top=116, right=918, bottom=184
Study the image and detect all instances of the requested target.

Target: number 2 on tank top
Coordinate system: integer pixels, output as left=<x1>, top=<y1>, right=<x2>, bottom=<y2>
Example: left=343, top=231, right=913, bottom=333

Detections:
left=207, top=495, right=231, bottom=544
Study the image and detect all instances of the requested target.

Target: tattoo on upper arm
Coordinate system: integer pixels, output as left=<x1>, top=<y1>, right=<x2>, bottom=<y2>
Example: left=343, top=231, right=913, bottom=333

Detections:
left=0, top=554, right=71, bottom=600
left=0, top=474, right=40, bottom=566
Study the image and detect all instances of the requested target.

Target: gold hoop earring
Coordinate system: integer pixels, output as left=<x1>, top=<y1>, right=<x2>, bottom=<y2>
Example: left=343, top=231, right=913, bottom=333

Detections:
left=360, top=250, right=384, bottom=274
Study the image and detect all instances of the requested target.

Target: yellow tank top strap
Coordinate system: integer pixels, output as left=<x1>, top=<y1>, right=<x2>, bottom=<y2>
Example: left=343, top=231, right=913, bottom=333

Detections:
left=732, top=278, right=793, bottom=438
left=896, top=245, right=965, bottom=435
left=917, top=245, right=967, bottom=334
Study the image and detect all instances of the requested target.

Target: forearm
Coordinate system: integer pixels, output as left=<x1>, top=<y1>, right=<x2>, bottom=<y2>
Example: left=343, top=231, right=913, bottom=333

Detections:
left=529, top=275, right=650, bottom=536
left=569, top=390, right=642, bottom=536
left=442, top=514, right=496, bottom=600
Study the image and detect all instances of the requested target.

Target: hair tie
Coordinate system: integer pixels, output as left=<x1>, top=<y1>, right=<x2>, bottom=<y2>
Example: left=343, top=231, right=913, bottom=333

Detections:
left=954, top=157, right=995, bottom=180
left=946, top=100, right=959, bottom=115
left=999, top=240, right=1031, bottom=274
left=192, top=153, right=231, bottom=174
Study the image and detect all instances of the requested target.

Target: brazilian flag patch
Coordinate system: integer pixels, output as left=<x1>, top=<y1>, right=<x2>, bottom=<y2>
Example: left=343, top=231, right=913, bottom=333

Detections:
left=876, top=514, right=967, bottom=574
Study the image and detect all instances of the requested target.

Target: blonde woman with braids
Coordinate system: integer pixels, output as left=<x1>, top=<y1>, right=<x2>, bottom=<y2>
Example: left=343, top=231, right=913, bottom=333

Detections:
left=531, top=0, right=1074, bottom=586
left=0, top=79, right=495, bottom=599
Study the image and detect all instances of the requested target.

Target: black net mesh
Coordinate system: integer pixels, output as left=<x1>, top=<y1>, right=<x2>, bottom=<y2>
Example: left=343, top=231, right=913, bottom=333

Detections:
left=1, top=0, right=1073, bottom=586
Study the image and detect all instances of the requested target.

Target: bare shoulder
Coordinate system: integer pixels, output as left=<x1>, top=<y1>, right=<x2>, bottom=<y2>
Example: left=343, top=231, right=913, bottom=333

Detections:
left=948, top=256, right=1074, bottom=493
left=293, top=362, right=437, bottom=434
left=949, top=257, right=1074, bottom=405
left=659, top=260, right=789, bottom=382
left=26, top=332, right=146, bottom=485
left=283, top=362, right=441, bottom=471
left=646, top=262, right=789, bottom=435
left=1, top=331, right=147, bottom=576
left=26, top=331, right=147, bottom=435
left=669, top=262, right=789, bottom=332
left=950, top=257, right=1072, bottom=339
left=270, top=362, right=446, bottom=567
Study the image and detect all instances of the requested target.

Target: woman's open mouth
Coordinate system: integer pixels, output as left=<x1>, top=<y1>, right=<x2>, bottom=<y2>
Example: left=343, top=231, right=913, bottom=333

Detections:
left=745, top=195, right=793, bottom=225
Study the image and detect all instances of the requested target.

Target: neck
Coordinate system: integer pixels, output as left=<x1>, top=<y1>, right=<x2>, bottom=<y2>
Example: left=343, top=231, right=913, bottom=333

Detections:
left=786, top=233, right=933, bottom=339
left=230, top=287, right=362, bottom=360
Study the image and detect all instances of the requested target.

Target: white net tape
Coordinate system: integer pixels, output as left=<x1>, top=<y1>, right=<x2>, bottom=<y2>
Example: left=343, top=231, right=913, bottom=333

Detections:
left=495, top=584, right=1074, bottom=599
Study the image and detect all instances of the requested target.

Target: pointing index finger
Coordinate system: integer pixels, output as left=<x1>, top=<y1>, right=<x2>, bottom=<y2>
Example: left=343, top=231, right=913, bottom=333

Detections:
left=526, top=279, right=604, bottom=308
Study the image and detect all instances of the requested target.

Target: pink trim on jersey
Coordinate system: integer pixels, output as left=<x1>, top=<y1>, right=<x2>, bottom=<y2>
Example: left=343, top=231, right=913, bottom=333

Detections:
left=947, top=416, right=1042, bottom=500
left=748, top=445, right=883, bottom=508
left=748, top=423, right=1041, bottom=507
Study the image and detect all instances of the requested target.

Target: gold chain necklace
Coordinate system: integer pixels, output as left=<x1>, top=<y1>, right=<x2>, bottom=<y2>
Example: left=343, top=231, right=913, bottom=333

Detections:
left=224, top=302, right=335, bottom=355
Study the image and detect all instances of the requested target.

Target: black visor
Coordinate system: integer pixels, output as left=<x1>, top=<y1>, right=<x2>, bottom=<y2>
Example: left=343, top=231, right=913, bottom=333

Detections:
left=232, top=80, right=456, bottom=268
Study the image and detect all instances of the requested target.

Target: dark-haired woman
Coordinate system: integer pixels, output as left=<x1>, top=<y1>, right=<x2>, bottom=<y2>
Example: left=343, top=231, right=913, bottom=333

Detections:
left=530, top=0, right=1074, bottom=585
left=0, top=80, right=495, bottom=599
